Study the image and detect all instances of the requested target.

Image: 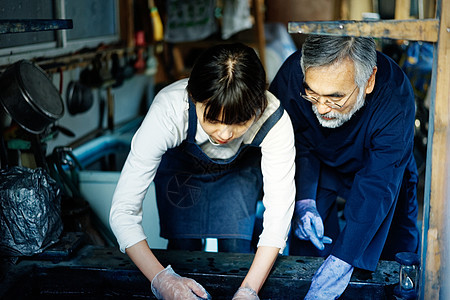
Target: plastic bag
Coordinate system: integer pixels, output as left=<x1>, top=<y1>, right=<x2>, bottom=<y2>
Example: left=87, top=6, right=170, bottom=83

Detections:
left=164, top=0, right=218, bottom=43
left=401, top=42, right=433, bottom=100
left=0, top=166, right=63, bottom=256
left=221, top=0, right=253, bottom=40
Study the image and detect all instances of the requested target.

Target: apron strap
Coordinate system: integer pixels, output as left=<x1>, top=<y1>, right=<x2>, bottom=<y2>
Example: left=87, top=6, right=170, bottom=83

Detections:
left=251, top=104, right=284, bottom=146
left=187, top=96, right=197, bottom=142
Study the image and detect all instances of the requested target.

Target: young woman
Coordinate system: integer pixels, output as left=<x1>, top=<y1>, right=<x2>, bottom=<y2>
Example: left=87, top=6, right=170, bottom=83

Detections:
left=110, top=43, right=295, bottom=299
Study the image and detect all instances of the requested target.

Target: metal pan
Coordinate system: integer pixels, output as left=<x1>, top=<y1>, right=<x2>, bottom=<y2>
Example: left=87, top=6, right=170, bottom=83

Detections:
left=66, top=80, right=93, bottom=115
left=0, top=60, right=64, bottom=134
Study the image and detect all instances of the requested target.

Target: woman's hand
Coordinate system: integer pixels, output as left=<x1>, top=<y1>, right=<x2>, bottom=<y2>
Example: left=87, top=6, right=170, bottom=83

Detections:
left=232, top=287, right=259, bottom=300
left=151, top=265, right=211, bottom=299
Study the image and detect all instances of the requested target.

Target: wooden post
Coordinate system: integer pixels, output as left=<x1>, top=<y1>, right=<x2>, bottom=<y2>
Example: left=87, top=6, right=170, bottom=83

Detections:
left=119, top=0, right=135, bottom=48
left=421, top=0, right=449, bottom=298
left=253, top=0, right=266, bottom=71
left=395, top=0, right=411, bottom=19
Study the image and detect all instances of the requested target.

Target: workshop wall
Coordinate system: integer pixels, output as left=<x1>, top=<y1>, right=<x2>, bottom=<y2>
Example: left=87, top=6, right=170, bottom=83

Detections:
left=44, top=69, right=155, bottom=155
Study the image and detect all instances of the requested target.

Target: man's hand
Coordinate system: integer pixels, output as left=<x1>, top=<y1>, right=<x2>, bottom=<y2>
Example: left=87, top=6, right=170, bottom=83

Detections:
left=151, top=265, right=211, bottom=299
left=304, top=255, right=354, bottom=300
left=293, top=199, right=332, bottom=250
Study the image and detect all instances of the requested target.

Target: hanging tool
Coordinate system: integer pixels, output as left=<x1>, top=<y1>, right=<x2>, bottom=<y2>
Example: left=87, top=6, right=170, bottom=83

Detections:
left=148, top=0, right=164, bottom=43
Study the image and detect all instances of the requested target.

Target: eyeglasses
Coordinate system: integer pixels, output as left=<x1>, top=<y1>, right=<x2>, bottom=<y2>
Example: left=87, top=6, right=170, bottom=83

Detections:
left=299, top=85, right=359, bottom=110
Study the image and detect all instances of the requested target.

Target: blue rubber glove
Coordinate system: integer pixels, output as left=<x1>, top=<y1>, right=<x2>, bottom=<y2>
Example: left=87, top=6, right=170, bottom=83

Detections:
left=293, top=199, right=332, bottom=250
left=305, top=255, right=354, bottom=300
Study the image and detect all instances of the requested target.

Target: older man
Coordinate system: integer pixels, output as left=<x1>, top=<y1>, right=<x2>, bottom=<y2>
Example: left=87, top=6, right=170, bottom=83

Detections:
left=269, top=35, right=419, bottom=299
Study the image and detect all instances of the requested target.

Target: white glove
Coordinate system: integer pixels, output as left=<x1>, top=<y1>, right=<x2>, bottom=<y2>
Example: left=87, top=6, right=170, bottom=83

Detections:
left=151, top=265, right=211, bottom=300
left=232, top=287, right=259, bottom=300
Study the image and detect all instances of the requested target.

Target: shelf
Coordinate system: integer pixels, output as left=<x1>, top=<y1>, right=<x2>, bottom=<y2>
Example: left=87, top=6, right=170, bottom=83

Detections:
left=288, top=19, right=439, bottom=42
left=0, top=19, right=73, bottom=34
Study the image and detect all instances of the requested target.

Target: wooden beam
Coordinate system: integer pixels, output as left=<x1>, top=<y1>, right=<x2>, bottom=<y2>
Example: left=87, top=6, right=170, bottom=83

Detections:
left=288, top=19, right=439, bottom=42
left=422, top=0, right=449, bottom=297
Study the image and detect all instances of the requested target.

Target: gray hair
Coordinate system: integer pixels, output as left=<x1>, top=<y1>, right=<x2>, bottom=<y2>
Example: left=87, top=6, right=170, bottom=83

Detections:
left=300, top=35, right=377, bottom=89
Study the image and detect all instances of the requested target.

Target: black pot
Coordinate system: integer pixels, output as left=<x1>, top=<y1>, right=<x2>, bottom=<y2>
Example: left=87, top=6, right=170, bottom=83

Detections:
left=66, top=80, right=93, bottom=115
left=0, top=60, right=64, bottom=134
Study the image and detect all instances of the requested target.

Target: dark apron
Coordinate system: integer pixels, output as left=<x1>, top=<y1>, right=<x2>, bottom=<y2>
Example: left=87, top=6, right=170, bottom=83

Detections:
left=154, top=98, right=283, bottom=240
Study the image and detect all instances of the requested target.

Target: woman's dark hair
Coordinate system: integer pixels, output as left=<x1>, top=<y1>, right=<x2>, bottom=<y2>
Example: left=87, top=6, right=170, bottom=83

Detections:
left=187, top=43, right=267, bottom=124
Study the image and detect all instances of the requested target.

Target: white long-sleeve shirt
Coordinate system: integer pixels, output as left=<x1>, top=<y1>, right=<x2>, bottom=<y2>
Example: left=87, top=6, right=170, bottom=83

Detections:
left=110, top=79, right=295, bottom=253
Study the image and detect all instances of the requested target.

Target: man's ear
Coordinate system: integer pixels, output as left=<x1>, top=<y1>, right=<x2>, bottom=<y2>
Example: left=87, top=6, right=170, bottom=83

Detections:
left=365, top=67, right=378, bottom=94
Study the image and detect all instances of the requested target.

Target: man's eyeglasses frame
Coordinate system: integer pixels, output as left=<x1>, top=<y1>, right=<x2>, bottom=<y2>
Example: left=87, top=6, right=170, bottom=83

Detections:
left=299, top=85, right=359, bottom=110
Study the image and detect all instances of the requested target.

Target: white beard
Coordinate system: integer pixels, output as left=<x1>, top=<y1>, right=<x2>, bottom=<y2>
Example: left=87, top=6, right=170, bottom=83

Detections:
left=312, top=90, right=365, bottom=128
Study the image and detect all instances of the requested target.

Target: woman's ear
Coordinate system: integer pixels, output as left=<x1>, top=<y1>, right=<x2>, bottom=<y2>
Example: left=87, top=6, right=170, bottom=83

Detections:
left=188, top=93, right=196, bottom=103
left=365, top=67, right=378, bottom=94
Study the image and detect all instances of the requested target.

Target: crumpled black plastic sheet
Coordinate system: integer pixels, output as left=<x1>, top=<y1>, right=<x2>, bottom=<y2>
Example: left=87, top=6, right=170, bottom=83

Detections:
left=0, top=166, right=63, bottom=256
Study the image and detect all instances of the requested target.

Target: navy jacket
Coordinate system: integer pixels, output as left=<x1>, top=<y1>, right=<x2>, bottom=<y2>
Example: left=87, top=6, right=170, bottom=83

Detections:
left=269, top=51, right=419, bottom=271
